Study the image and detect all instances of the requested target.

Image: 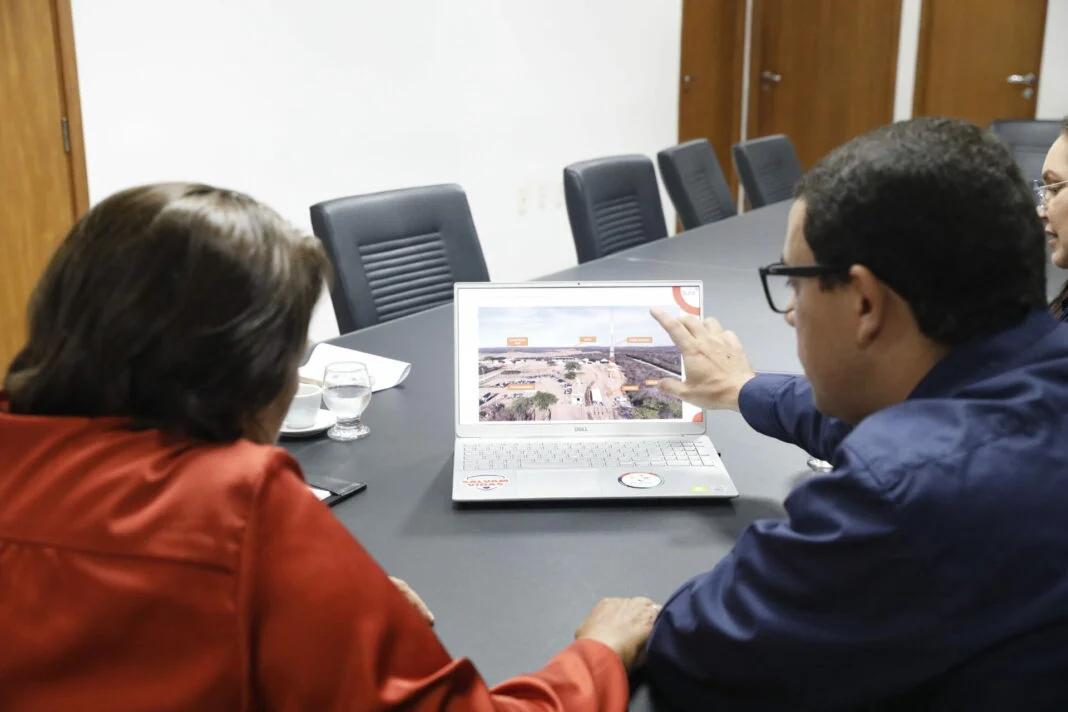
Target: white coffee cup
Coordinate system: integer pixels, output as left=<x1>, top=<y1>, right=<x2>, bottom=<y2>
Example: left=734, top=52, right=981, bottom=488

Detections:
left=284, top=383, right=322, bottom=429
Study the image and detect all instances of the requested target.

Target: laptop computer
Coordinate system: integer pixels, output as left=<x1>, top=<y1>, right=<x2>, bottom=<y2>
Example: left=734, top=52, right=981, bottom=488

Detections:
left=452, top=281, right=738, bottom=502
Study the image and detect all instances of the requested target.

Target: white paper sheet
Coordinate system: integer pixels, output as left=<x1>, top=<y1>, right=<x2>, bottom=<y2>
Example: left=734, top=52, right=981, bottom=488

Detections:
left=308, top=485, right=333, bottom=501
left=299, top=343, right=411, bottom=393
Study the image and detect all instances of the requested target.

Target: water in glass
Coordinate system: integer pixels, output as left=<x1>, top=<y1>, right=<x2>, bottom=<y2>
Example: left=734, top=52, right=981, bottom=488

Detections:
left=323, top=362, right=372, bottom=441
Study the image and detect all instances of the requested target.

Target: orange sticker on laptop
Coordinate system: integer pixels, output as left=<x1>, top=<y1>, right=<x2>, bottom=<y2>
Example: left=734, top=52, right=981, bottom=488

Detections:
left=463, top=474, right=510, bottom=491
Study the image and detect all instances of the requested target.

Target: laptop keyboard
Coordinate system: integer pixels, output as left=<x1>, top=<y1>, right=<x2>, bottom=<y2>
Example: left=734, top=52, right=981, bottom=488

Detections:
left=461, top=440, right=717, bottom=470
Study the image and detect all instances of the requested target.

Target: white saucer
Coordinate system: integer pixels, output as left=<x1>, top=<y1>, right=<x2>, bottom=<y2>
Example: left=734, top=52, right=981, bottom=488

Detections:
left=279, top=410, right=336, bottom=438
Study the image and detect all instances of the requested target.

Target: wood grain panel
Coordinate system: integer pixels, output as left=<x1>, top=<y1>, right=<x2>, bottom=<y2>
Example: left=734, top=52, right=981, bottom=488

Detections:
left=914, top=0, right=1046, bottom=125
left=678, top=0, right=746, bottom=197
left=0, top=0, right=81, bottom=367
left=749, top=0, right=901, bottom=169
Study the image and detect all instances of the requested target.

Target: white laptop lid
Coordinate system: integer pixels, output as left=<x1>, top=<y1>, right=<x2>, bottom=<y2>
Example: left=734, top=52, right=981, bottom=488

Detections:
left=454, top=281, right=705, bottom=438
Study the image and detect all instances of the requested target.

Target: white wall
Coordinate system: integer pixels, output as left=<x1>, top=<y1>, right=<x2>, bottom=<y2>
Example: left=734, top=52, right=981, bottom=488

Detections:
left=1037, top=0, right=1068, bottom=118
left=893, top=0, right=922, bottom=121
left=70, top=0, right=682, bottom=341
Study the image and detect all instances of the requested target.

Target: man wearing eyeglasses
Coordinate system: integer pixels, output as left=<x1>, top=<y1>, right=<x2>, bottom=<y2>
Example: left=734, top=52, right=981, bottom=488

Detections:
left=644, top=117, right=1068, bottom=710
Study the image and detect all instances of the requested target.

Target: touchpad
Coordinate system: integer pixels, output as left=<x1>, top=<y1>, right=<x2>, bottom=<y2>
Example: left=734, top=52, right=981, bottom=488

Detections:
left=518, top=470, right=601, bottom=498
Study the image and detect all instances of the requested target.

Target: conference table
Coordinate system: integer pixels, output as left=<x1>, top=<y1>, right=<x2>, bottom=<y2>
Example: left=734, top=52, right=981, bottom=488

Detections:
left=282, top=200, right=1063, bottom=709
left=282, top=200, right=805, bottom=708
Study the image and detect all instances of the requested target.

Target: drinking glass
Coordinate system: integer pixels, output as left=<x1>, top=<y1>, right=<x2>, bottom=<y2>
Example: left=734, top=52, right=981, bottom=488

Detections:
left=322, top=362, right=373, bottom=441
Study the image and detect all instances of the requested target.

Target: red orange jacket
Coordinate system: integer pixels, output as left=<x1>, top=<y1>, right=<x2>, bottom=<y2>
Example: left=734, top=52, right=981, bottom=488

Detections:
left=0, top=408, right=627, bottom=711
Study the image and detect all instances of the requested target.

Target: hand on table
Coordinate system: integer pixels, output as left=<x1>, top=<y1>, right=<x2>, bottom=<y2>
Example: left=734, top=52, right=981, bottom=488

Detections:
left=650, top=309, right=756, bottom=411
left=390, top=576, right=435, bottom=625
left=575, top=597, right=661, bottom=672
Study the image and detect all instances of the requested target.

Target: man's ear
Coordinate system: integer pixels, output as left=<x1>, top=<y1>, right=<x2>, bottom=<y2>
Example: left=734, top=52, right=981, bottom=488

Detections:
left=848, top=264, right=887, bottom=348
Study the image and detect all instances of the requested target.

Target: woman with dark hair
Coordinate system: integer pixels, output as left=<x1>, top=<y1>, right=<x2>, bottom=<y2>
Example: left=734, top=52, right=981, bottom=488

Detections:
left=0, top=183, right=657, bottom=710
left=1039, top=117, right=1068, bottom=320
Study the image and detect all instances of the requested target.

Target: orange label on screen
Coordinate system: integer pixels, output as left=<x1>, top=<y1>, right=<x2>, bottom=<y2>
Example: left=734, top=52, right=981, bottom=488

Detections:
left=621, top=385, right=640, bottom=392
left=506, top=337, right=528, bottom=346
left=644, top=380, right=660, bottom=386
left=672, top=285, right=701, bottom=315
left=626, top=336, right=653, bottom=344
left=579, top=336, right=597, bottom=343
left=507, top=383, right=535, bottom=391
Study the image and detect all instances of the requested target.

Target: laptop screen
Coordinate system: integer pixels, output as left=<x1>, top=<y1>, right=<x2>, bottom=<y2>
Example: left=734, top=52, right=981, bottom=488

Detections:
left=456, top=283, right=702, bottom=426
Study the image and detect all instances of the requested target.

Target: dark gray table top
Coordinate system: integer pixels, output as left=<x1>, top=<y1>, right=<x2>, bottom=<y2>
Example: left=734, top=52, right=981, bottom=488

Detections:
left=613, top=200, right=792, bottom=270
left=622, top=198, right=1067, bottom=303
left=284, top=199, right=1065, bottom=706
left=282, top=205, right=814, bottom=707
left=612, top=196, right=1064, bottom=301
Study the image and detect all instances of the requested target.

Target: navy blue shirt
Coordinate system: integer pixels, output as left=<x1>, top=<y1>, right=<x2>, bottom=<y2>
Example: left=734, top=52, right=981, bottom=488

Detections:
left=646, top=311, right=1068, bottom=711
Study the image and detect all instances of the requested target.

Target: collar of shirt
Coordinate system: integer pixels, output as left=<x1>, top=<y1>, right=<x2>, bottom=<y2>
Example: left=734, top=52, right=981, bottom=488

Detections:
left=908, top=310, right=1060, bottom=401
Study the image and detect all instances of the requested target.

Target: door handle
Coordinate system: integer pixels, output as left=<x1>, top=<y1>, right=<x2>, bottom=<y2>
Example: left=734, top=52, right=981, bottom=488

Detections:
left=761, top=70, right=782, bottom=84
left=1007, top=73, right=1036, bottom=85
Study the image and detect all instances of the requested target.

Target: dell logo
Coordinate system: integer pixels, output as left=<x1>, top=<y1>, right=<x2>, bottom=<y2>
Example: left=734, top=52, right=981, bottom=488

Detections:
left=574, top=426, right=588, bottom=432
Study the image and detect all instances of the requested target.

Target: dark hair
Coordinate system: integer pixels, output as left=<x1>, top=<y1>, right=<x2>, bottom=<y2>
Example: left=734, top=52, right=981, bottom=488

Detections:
left=794, top=116, right=1047, bottom=345
left=1052, top=117, right=1068, bottom=318
left=4, top=183, right=330, bottom=442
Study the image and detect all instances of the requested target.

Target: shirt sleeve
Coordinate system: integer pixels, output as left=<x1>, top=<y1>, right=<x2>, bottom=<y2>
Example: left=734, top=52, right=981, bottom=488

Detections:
left=242, top=454, right=628, bottom=712
left=737, top=373, right=853, bottom=460
left=643, top=450, right=947, bottom=711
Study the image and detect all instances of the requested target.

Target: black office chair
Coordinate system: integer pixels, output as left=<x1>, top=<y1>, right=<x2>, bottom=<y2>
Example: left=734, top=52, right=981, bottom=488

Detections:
left=732, top=134, right=802, bottom=208
left=989, top=119, right=1062, bottom=185
left=657, top=138, right=737, bottom=230
left=310, top=184, right=489, bottom=332
left=563, top=155, right=668, bottom=264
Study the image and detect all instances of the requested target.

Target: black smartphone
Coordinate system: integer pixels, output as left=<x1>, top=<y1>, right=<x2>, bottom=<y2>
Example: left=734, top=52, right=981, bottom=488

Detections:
left=305, top=474, right=367, bottom=507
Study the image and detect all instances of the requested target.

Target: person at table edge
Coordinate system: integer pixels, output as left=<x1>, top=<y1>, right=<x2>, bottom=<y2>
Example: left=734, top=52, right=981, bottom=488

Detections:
left=1040, top=116, right=1068, bottom=322
left=0, top=183, right=659, bottom=710
left=646, top=117, right=1068, bottom=710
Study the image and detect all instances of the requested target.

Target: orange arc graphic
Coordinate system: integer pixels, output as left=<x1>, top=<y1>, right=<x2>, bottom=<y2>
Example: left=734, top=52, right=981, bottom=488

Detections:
left=672, top=285, right=701, bottom=316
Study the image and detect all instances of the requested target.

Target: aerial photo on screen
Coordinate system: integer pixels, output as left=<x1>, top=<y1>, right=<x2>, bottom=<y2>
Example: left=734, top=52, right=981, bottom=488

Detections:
left=476, top=305, right=683, bottom=421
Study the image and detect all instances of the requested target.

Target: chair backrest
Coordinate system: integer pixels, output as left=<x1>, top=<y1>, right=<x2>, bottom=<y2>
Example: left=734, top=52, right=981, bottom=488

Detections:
left=989, top=119, right=1062, bottom=185
left=310, top=184, right=489, bottom=332
left=732, top=134, right=802, bottom=208
left=563, top=155, right=668, bottom=264
left=657, top=138, right=737, bottom=230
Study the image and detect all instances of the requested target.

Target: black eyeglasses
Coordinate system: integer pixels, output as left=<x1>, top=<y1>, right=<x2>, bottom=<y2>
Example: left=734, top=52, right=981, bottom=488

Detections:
left=758, top=262, right=850, bottom=313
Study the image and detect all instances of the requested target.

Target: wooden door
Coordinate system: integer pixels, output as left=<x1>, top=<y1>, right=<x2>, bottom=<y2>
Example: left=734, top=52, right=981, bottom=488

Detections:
left=677, top=0, right=746, bottom=196
left=749, top=0, right=902, bottom=169
left=0, top=0, right=87, bottom=369
left=913, top=0, right=1046, bottom=125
